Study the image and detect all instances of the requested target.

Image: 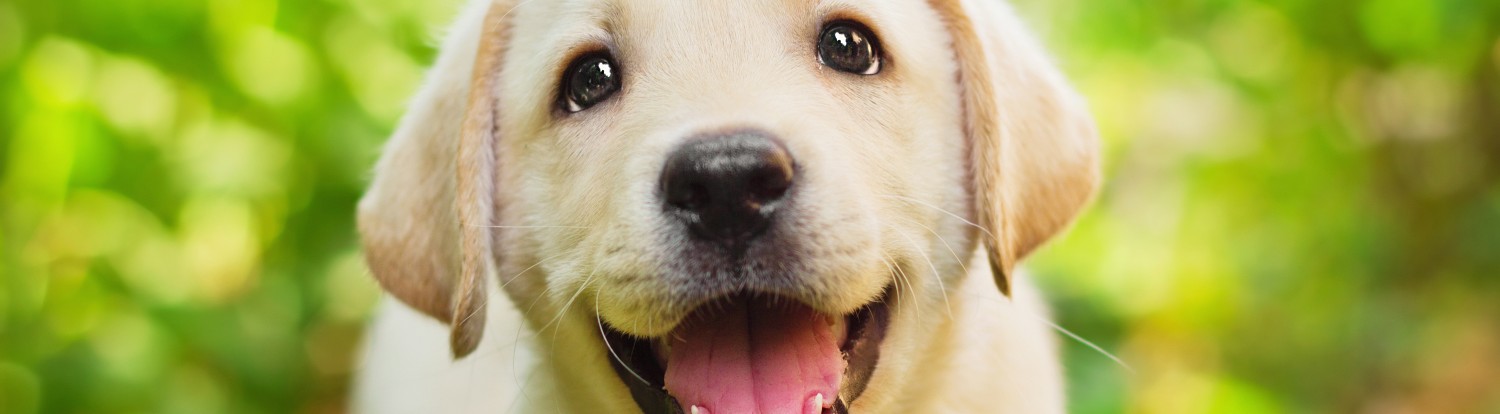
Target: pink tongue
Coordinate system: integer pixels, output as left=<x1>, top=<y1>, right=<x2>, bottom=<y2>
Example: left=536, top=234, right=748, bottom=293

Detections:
left=663, top=299, right=844, bottom=414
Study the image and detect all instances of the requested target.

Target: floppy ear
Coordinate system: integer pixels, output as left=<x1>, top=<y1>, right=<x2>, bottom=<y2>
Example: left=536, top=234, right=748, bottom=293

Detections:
left=929, top=0, right=1101, bottom=295
left=356, top=0, right=513, bottom=358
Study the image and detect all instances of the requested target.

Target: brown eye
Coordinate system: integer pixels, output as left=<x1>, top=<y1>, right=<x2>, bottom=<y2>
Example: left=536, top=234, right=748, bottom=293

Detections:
left=817, top=22, right=881, bottom=75
left=563, top=53, right=620, bottom=112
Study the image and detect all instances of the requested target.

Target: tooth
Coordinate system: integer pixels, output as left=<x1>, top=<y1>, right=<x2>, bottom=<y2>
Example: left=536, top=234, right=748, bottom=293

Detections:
left=832, top=317, right=848, bottom=344
left=691, top=405, right=707, bottom=414
left=806, top=393, right=827, bottom=413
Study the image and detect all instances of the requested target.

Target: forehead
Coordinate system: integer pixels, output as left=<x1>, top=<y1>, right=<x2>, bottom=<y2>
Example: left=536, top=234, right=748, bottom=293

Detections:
left=509, top=0, right=917, bottom=54
left=538, top=0, right=848, bottom=26
left=499, top=0, right=945, bottom=109
left=615, top=0, right=817, bottom=80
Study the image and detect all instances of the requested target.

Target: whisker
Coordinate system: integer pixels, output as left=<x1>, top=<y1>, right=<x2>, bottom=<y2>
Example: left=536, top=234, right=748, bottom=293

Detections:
left=983, top=291, right=1134, bottom=374
left=1033, top=312, right=1134, bottom=373
left=879, top=194, right=993, bottom=240
left=543, top=267, right=598, bottom=338
left=471, top=225, right=593, bottom=229
left=509, top=297, right=547, bottom=413
left=897, top=216, right=970, bottom=276
left=890, top=226, right=954, bottom=320
left=543, top=269, right=598, bottom=413
left=597, top=293, right=652, bottom=386
left=440, top=255, right=564, bottom=363
left=501, top=252, right=569, bottom=410
left=499, top=252, right=568, bottom=291
left=880, top=253, right=921, bottom=323
left=455, top=297, right=489, bottom=331
left=894, top=260, right=923, bottom=323
left=453, top=253, right=566, bottom=345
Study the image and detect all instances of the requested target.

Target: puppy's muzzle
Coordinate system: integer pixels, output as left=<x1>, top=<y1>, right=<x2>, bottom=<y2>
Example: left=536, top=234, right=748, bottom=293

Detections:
left=659, top=130, right=795, bottom=248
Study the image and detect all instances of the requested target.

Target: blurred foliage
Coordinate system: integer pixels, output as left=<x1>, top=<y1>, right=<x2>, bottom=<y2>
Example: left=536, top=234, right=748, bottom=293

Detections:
left=0, top=0, right=446, bottom=411
left=1021, top=0, right=1500, bottom=412
left=0, top=0, right=1496, bottom=413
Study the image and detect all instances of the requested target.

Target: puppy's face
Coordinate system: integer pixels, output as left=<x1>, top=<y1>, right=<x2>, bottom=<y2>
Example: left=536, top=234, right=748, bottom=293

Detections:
left=503, top=2, right=967, bottom=409
left=358, top=0, right=1098, bottom=412
left=502, top=0, right=962, bottom=336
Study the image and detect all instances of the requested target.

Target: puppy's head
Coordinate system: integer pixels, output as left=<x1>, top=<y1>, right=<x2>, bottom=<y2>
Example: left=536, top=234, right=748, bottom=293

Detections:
left=358, top=0, right=1097, bottom=411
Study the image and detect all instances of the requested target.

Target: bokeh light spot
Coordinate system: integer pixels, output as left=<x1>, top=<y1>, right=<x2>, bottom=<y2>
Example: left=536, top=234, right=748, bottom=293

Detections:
left=179, top=196, right=262, bottom=303
left=20, top=37, right=94, bottom=107
left=174, top=116, right=291, bottom=197
left=93, top=55, right=178, bottom=143
left=222, top=27, right=318, bottom=105
left=324, top=16, right=425, bottom=123
left=88, top=309, right=168, bottom=384
left=324, top=250, right=381, bottom=323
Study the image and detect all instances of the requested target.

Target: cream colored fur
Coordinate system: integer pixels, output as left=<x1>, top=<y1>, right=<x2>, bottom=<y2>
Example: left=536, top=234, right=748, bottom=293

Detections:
left=353, top=0, right=1098, bottom=412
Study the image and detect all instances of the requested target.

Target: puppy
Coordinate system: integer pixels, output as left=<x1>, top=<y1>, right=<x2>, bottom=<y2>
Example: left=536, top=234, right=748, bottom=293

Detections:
left=352, top=0, right=1099, bottom=412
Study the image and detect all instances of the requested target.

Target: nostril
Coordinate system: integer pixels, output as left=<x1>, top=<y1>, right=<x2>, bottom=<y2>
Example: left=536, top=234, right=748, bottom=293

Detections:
left=667, top=182, right=711, bottom=211
left=748, top=168, right=792, bottom=203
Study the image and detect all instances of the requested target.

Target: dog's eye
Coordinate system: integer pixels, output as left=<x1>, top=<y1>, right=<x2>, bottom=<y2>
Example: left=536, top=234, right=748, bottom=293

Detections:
left=562, top=53, right=620, bottom=112
left=817, top=22, right=881, bottom=75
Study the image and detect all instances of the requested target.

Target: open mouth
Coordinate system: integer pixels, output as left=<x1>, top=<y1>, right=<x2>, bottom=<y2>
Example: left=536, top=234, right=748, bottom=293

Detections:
left=601, top=287, right=892, bottom=414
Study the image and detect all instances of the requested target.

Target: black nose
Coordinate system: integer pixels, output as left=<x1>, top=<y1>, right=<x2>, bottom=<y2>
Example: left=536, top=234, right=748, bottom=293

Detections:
left=660, top=131, right=795, bottom=244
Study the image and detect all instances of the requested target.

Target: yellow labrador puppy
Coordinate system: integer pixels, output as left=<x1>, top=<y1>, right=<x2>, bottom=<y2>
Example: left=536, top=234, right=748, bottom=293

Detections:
left=352, top=0, right=1098, bottom=412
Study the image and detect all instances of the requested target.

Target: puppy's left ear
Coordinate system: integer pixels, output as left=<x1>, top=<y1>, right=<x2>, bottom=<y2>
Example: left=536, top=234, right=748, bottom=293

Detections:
left=356, top=1, right=513, bottom=358
left=931, top=0, right=1101, bottom=295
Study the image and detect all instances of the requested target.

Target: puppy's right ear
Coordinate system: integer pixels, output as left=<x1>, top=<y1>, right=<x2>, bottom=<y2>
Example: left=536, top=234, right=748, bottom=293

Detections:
left=357, top=0, right=513, bottom=358
left=930, top=0, right=1101, bottom=296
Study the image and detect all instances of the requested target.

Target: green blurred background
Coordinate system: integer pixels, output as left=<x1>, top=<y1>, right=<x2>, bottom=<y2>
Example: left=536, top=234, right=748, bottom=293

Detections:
left=1, top=0, right=1497, bottom=412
